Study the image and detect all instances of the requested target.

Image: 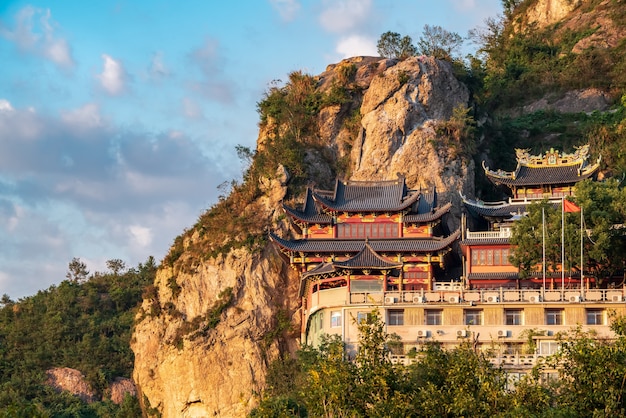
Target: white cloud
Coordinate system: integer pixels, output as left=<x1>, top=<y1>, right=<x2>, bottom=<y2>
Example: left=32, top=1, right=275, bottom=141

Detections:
left=97, top=54, right=127, bottom=95
left=0, top=6, right=75, bottom=70
left=128, top=225, right=153, bottom=248
left=319, top=0, right=372, bottom=33
left=336, top=35, right=377, bottom=58
left=61, top=103, right=103, bottom=129
left=270, top=0, right=301, bottom=22
left=0, top=99, right=14, bottom=112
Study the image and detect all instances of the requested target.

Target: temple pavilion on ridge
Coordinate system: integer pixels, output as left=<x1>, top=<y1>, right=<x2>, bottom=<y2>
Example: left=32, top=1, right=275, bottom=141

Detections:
left=270, top=177, right=459, bottom=345
left=460, top=145, right=601, bottom=289
left=270, top=146, right=625, bottom=373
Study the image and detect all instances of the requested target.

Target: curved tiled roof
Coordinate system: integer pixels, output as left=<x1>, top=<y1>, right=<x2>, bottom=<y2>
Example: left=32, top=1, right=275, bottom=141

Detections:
left=467, top=272, right=519, bottom=280
left=333, top=242, right=403, bottom=269
left=484, top=163, right=598, bottom=186
left=301, top=262, right=337, bottom=279
left=270, top=230, right=460, bottom=254
left=404, top=202, right=452, bottom=223
left=461, top=194, right=562, bottom=220
left=482, top=146, right=601, bottom=187
left=282, top=189, right=332, bottom=224
left=312, top=178, right=421, bottom=212
left=460, top=237, right=511, bottom=246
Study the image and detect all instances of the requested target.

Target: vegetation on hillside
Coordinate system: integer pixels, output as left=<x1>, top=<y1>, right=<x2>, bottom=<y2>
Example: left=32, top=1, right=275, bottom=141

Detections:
left=252, top=310, right=626, bottom=417
left=0, top=258, right=155, bottom=416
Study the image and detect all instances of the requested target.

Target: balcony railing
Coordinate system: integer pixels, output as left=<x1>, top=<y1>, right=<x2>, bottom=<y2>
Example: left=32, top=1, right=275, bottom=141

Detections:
left=390, top=353, right=548, bottom=368
left=465, top=229, right=512, bottom=239
left=348, top=288, right=625, bottom=305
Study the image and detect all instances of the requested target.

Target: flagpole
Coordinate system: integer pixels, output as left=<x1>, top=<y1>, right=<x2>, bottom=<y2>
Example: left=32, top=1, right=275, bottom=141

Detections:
left=562, top=197, right=565, bottom=289
left=580, top=206, right=584, bottom=293
left=542, top=207, right=546, bottom=290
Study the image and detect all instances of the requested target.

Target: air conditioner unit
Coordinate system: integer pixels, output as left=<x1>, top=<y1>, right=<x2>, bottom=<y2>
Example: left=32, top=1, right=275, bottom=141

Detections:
left=569, top=295, right=581, bottom=303
left=497, top=329, right=509, bottom=338
left=417, top=329, right=429, bottom=338
left=457, top=329, right=468, bottom=338
left=448, top=296, right=459, bottom=303
left=612, top=295, right=623, bottom=302
left=385, top=296, right=396, bottom=304
left=528, top=295, right=541, bottom=303
left=487, top=296, right=499, bottom=303
left=413, top=296, right=425, bottom=303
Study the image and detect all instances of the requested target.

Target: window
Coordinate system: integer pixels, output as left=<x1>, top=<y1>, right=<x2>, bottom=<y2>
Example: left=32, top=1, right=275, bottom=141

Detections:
left=470, top=249, right=511, bottom=266
left=545, top=309, right=563, bottom=325
left=425, top=309, right=442, bottom=325
left=464, top=309, right=483, bottom=325
left=357, top=312, right=371, bottom=324
left=350, top=279, right=382, bottom=293
left=388, top=309, right=404, bottom=326
left=337, top=222, right=399, bottom=239
left=586, top=309, right=604, bottom=325
left=331, top=311, right=342, bottom=328
left=505, top=309, right=523, bottom=326
left=539, top=341, right=560, bottom=355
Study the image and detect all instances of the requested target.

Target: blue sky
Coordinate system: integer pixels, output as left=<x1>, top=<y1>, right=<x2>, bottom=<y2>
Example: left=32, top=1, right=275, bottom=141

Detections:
left=0, top=0, right=502, bottom=299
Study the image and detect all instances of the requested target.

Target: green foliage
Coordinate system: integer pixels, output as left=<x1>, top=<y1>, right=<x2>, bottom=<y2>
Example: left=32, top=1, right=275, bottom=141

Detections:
left=574, top=179, right=626, bottom=283
left=509, top=200, right=581, bottom=278
left=396, top=69, right=410, bottom=86
left=434, top=104, right=477, bottom=159
left=0, top=257, right=156, bottom=415
left=416, top=24, right=464, bottom=62
left=171, top=287, right=234, bottom=349
left=256, top=313, right=626, bottom=417
left=376, top=31, right=417, bottom=59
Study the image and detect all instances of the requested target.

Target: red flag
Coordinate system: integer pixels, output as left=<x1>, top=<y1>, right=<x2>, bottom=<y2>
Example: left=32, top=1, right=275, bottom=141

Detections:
left=563, top=199, right=581, bottom=213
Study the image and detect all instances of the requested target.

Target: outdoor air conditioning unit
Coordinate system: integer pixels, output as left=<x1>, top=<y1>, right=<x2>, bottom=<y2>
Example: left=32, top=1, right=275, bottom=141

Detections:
left=486, top=296, right=499, bottom=303
left=569, top=295, right=581, bottom=303
left=612, top=295, right=623, bottom=302
left=457, top=329, right=468, bottom=338
left=528, top=295, right=541, bottom=303
left=497, top=329, right=509, bottom=338
left=385, top=296, right=396, bottom=304
left=448, top=296, right=460, bottom=303
left=413, top=295, right=425, bottom=303
left=417, top=329, right=429, bottom=338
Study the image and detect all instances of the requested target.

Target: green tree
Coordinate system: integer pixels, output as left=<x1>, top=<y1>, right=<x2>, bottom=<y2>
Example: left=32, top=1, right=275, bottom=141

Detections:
left=546, top=317, right=626, bottom=416
left=416, top=24, right=463, bottom=62
left=106, top=259, right=126, bottom=275
left=575, top=178, right=626, bottom=284
left=66, top=257, right=89, bottom=283
left=376, top=31, right=417, bottom=60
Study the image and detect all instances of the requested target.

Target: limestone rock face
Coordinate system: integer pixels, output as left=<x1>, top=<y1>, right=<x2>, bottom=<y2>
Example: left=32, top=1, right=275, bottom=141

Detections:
left=352, top=56, right=473, bottom=222
left=132, top=170, right=299, bottom=417
left=131, top=56, right=473, bottom=417
left=522, top=0, right=584, bottom=29
left=46, top=367, right=97, bottom=403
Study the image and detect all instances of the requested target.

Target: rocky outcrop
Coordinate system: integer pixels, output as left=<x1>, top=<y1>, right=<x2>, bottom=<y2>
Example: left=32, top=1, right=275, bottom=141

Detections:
left=109, top=377, right=137, bottom=404
left=351, top=56, right=473, bottom=223
left=46, top=367, right=97, bottom=403
left=522, top=88, right=612, bottom=114
left=522, top=0, right=585, bottom=29
left=45, top=367, right=137, bottom=405
left=131, top=56, right=473, bottom=417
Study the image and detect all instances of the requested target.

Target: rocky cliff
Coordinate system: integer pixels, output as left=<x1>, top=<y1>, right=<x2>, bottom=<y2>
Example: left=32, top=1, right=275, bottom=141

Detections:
left=131, top=56, right=472, bottom=417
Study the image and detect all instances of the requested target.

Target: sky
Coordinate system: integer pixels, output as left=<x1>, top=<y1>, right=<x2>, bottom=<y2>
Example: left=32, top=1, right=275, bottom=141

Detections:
left=0, top=0, right=503, bottom=299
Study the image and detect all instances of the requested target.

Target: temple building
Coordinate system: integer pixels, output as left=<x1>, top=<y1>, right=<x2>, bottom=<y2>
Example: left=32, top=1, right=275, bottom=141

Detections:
left=270, top=177, right=459, bottom=347
left=460, top=145, right=601, bottom=289
left=271, top=149, right=625, bottom=376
